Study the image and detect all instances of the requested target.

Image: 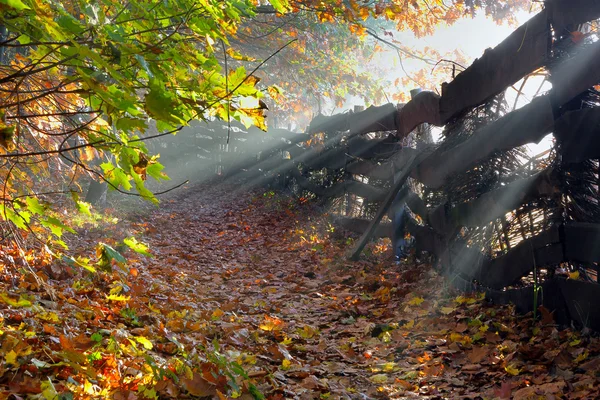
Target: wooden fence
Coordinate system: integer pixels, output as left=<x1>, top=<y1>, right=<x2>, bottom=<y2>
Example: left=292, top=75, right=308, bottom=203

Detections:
left=164, top=0, right=600, bottom=330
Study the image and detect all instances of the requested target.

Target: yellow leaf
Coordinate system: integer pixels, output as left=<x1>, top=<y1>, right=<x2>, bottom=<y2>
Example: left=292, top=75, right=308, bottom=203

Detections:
left=135, top=336, right=153, bottom=350
left=106, top=294, right=130, bottom=302
left=569, top=271, right=580, bottom=280
left=267, top=85, right=285, bottom=103
left=41, top=379, right=58, bottom=400
left=281, top=359, right=291, bottom=371
left=148, top=303, right=161, bottom=314
left=449, top=333, right=472, bottom=345
left=0, top=293, right=32, bottom=307
left=402, top=319, right=415, bottom=329
left=440, top=306, right=455, bottom=315
left=575, top=350, right=589, bottom=363
left=298, top=325, right=319, bottom=339
left=225, top=47, right=255, bottom=61
left=5, top=350, right=17, bottom=365
left=408, top=296, right=425, bottom=306
left=504, top=364, right=521, bottom=376
left=37, top=311, right=60, bottom=323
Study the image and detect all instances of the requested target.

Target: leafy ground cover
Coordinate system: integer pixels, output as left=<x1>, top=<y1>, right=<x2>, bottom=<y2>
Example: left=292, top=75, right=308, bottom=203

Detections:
left=0, top=182, right=599, bottom=399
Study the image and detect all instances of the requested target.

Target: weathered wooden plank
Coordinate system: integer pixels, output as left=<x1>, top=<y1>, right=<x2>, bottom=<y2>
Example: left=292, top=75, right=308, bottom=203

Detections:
left=291, top=169, right=387, bottom=201
left=396, top=91, right=442, bottom=137
left=482, top=226, right=562, bottom=289
left=449, top=276, right=567, bottom=321
left=304, top=1, right=600, bottom=142
left=439, top=10, right=549, bottom=122
left=405, top=218, right=444, bottom=256
left=555, top=108, right=600, bottom=163
left=301, top=136, right=402, bottom=169
left=558, top=278, right=600, bottom=331
left=347, top=136, right=402, bottom=159
left=564, top=223, right=600, bottom=263
left=547, top=0, right=600, bottom=39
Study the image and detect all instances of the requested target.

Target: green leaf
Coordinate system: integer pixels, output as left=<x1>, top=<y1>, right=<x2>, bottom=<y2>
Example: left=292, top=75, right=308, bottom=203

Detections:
left=123, top=237, right=153, bottom=257
left=25, top=196, right=48, bottom=215
left=41, top=217, right=75, bottom=238
left=101, top=162, right=132, bottom=191
left=57, top=15, right=85, bottom=35
left=0, top=0, right=30, bottom=11
left=99, top=243, right=127, bottom=264
left=145, top=81, right=181, bottom=124
left=91, top=332, right=102, bottom=342
left=71, top=192, right=92, bottom=216
left=268, top=0, right=289, bottom=13
left=16, top=34, right=30, bottom=45
left=146, top=162, right=169, bottom=181
left=116, top=117, right=148, bottom=134
left=130, top=166, right=158, bottom=204
left=1, top=206, right=30, bottom=230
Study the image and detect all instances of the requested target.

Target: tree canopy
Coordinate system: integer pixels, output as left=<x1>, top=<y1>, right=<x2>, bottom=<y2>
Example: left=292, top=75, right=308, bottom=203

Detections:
left=0, top=0, right=531, bottom=249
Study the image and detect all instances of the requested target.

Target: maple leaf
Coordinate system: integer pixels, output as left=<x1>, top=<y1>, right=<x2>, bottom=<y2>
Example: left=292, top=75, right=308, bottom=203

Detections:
left=259, top=315, right=284, bottom=331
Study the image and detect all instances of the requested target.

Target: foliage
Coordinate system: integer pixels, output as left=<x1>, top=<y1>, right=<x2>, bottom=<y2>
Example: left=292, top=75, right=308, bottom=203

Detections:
left=0, top=0, right=288, bottom=251
left=231, top=0, right=533, bottom=127
left=0, top=0, right=535, bottom=250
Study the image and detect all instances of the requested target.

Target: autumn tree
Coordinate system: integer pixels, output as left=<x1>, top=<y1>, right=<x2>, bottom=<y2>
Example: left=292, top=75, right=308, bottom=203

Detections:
left=0, top=0, right=534, bottom=255
left=227, top=0, right=533, bottom=127
left=0, top=0, right=284, bottom=252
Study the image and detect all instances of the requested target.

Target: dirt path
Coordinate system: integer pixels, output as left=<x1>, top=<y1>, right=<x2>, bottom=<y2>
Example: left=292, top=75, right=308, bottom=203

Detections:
left=2, top=182, right=598, bottom=399
left=126, top=182, right=600, bottom=399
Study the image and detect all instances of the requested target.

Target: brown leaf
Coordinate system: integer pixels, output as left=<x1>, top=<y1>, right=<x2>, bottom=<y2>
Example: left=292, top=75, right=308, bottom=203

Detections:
left=181, top=373, right=216, bottom=397
left=538, top=306, right=555, bottom=325
left=468, top=346, right=489, bottom=364
left=513, top=386, right=536, bottom=400
left=300, top=375, right=327, bottom=391
left=461, top=364, right=482, bottom=372
left=579, top=356, right=600, bottom=372
left=553, top=349, right=573, bottom=369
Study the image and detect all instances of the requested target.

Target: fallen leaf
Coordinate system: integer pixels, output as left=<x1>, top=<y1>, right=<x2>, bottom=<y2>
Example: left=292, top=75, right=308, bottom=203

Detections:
left=370, top=374, right=388, bottom=383
left=181, top=373, right=216, bottom=397
left=468, top=346, right=489, bottom=363
left=504, top=364, right=521, bottom=376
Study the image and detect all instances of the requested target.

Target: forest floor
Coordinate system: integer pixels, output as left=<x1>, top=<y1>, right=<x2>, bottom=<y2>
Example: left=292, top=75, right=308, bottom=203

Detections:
left=1, top=181, right=600, bottom=399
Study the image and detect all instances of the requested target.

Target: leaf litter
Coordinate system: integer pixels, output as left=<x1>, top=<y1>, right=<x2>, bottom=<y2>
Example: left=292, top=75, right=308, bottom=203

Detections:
left=0, top=182, right=599, bottom=398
